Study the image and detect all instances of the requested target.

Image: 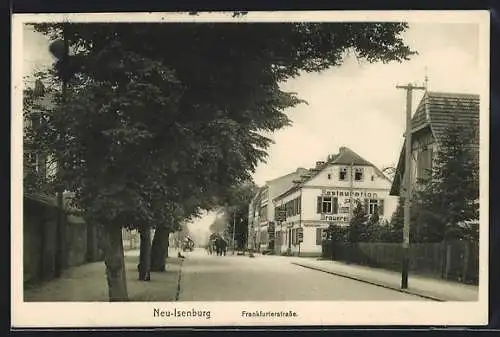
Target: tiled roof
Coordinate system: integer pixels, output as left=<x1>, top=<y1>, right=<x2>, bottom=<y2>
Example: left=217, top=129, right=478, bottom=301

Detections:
left=273, top=147, right=390, bottom=201
left=389, top=91, right=480, bottom=196
left=427, top=92, right=479, bottom=143
left=334, top=146, right=374, bottom=166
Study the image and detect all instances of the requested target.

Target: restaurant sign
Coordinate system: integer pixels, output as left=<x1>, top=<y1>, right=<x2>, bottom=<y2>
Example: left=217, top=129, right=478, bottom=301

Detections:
left=322, top=189, right=378, bottom=198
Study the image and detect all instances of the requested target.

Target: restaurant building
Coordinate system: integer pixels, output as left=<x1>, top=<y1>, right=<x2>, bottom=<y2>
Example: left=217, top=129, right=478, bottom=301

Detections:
left=272, top=146, right=397, bottom=256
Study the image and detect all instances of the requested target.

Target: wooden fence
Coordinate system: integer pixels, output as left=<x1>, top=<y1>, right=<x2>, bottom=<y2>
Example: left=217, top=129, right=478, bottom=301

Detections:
left=322, top=240, right=479, bottom=285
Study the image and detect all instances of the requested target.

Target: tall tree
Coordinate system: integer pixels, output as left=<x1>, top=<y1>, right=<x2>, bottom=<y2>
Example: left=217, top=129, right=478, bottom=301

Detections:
left=348, top=200, right=368, bottom=242
left=365, top=211, right=380, bottom=242
left=30, top=20, right=415, bottom=301
left=219, top=180, right=259, bottom=250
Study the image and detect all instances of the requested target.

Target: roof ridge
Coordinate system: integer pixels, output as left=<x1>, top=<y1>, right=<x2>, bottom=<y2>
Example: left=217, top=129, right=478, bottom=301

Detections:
left=427, top=91, right=480, bottom=98
left=265, top=167, right=308, bottom=183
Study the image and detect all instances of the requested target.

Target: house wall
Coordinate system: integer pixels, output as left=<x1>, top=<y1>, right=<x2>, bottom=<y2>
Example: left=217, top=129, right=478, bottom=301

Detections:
left=272, top=189, right=302, bottom=254
left=410, top=131, right=436, bottom=188
left=250, top=169, right=308, bottom=252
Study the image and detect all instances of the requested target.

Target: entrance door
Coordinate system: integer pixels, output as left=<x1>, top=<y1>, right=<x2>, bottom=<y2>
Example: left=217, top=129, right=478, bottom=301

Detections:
left=288, top=229, right=292, bottom=249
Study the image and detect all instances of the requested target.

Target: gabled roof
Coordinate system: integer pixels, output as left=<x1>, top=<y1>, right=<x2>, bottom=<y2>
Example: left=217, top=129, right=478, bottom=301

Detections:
left=389, top=91, right=480, bottom=196
left=273, top=146, right=390, bottom=201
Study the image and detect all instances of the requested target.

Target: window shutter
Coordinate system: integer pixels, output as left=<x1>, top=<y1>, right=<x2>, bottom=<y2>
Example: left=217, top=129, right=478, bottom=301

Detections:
left=316, top=228, right=322, bottom=245
left=378, top=199, right=384, bottom=216
left=333, top=197, right=338, bottom=214
left=298, top=197, right=301, bottom=213
left=364, top=198, right=369, bottom=214
left=317, top=196, right=322, bottom=213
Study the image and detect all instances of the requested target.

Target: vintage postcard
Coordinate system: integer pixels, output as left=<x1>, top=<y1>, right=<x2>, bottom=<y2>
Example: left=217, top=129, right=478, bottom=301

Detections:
left=11, top=10, right=490, bottom=328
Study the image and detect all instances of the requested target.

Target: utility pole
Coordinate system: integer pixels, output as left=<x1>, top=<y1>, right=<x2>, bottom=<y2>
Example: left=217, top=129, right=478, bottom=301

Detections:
left=396, top=82, right=425, bottom=289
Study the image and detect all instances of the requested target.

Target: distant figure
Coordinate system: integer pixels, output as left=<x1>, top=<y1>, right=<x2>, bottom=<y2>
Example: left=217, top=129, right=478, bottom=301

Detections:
left=215, top=236, right=223, bottom=256
left=218, top=237, right=228, bottom=256
left=207, top=241, right=216, bottom=255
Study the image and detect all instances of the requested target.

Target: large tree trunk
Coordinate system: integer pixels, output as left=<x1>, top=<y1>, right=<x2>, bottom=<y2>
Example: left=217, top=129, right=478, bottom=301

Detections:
left=138, top=227, right=152, bottom=281
left=151, top=226, right=169, bottom=272
left=103, top=225, right=128, bottom=301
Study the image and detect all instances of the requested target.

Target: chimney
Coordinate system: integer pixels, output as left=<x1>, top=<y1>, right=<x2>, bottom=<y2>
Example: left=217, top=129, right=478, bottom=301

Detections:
left=339, top=146, right=347, bottom=153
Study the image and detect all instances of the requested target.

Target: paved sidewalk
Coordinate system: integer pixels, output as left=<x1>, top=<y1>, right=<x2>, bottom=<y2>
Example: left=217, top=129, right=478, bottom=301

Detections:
left=291, top=258, right=479, bottom=301
left=24, top=249, right=183, bottom=302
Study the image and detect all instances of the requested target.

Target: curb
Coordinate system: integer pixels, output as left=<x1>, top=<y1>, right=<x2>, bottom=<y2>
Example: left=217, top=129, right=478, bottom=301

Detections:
left=292, top=262, right=446, bottom=302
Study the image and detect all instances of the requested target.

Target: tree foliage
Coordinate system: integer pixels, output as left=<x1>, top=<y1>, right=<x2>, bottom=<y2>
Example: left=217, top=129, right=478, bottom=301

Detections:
left=28, top=21, right=415, bottom=299
left=30, top=21, right=415, bottom=226
left=348, top=200, right=369, bottom=242
left=210, top=180, right=259, bottom=249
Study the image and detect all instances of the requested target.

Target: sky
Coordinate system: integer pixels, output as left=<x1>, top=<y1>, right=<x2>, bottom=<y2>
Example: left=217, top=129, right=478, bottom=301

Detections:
left=22, top=21, right=482, bottom=242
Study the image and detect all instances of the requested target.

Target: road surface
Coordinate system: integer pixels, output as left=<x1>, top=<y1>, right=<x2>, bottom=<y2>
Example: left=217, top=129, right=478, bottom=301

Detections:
left=177, top=248, right=427, bottom=301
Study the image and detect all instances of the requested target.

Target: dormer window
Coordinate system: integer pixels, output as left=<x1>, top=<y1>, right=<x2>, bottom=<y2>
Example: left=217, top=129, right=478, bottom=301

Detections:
left=355, top=168, right=364, bottom=181
left=339, top=167, right=347, bottom=181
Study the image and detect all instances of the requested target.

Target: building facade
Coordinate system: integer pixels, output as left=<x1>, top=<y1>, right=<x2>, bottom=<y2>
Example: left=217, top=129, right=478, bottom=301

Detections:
left=272, top=147, right=397, bottom=256
left=247, top=168, right=309, bottom=252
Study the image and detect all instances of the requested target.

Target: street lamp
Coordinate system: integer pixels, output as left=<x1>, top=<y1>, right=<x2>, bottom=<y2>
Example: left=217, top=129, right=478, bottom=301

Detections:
left=49, top=25, right=70, bottom=278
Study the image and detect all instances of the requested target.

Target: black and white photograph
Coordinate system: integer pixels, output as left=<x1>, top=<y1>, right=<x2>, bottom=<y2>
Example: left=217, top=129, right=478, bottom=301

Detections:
left=12, top=11, right=489, bottom=327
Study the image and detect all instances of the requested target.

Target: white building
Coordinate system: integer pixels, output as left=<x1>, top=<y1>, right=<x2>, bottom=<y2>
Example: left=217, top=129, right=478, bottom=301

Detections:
left=272, top=147, right=398, bottom=257
left=247, top=168, right=309, bottom=252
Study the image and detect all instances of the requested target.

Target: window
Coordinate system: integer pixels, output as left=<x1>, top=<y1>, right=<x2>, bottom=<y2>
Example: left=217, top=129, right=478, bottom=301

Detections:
left=282, top=197, right=301, bottom=218
left=317, top=196, right=338, bottom=214
left=355, top=167, right=364, bottom=181
left=327, top=173, right=331, bottom=180
left=368, top=199, right=378, bottom=215
left=322, top=197, right=332, bottom=213
left=365, top=199, right=385, bottom=216
left=339, top=167, right=347, bottom=180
